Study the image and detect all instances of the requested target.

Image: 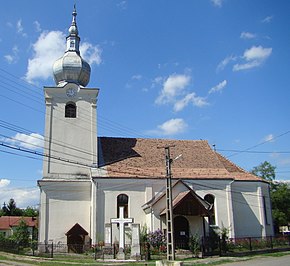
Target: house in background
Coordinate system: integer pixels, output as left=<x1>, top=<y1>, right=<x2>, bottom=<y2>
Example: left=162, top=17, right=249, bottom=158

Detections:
left=0, top=216, right=37, bottom=239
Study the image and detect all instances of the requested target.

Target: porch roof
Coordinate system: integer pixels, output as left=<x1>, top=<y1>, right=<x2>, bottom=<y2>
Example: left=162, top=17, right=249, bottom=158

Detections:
left=160, top=190, right=212, bottom=216
left=66, top=223, right=88, bottom=236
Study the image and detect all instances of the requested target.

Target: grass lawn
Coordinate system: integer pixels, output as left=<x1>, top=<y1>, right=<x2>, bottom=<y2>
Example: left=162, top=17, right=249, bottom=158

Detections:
left=0, top=251, right=290, bottom=265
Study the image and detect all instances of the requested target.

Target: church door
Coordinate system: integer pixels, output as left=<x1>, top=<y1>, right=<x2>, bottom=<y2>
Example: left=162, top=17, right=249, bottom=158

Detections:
left=174, top=216, right=189, bottom=249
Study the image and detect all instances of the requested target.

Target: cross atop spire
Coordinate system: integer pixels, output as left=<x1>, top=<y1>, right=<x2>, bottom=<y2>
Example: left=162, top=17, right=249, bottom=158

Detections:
left=68, top=4, right=79, bottom=37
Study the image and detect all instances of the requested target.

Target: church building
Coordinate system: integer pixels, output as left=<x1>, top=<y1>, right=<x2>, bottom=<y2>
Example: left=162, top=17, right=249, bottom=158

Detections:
left=38, top=7, right=274, bottom=249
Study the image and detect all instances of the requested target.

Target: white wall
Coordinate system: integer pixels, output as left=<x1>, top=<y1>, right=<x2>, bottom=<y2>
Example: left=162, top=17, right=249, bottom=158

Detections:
left=38, top=180, right=91, bottom=244
left=43, top=84, right=98, bottom=178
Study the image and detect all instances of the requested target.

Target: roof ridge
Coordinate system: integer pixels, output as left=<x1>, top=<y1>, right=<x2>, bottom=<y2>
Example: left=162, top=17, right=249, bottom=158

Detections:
left=98, top=136, right=209, bottom=143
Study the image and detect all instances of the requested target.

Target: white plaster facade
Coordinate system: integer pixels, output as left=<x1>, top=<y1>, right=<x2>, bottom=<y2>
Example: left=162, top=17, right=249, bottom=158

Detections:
left=38, top=6, right=274, bottom=247
left=39, top=176, right=274, bottom=245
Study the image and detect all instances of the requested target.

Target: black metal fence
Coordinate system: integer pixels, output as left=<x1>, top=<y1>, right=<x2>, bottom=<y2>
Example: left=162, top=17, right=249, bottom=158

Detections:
left=0, top=235, right=290, bottom=260
left=201, top=235, right=290, bottom=256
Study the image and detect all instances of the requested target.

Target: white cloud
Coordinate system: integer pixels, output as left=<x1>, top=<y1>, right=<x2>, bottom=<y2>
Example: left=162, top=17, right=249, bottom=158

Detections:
left=0, top=185, right=39, bottom=208
left=80, top=42, right=102, bottom=66
left=211, top=0, right=223, bottom=7
left=157, top=118, right=188, bottom=135
left=233, top=45, right=272, bottom=71
left=7, top=133, right=44, bottom=150
left=4, top=45, right=19, bottom=64
left=240, top=31, right=256, bottom=39
left=25, top=30, right=65, bottom=83
left=216, top=55, right=237, bottom=72
left=4, top=55, right=14, bottom=64
left=262, top=15, right=273, bottom=23
left=155, top=74, right=191, bottom=104
left=131, top=74, right=142, bottom=80
left=0, top=179, right=10, bottom=188
left=16, top=19, right=27, bottom=37
left=263, top=134, right=275, bottom=143
left=33, top=21, right=41, bottom=32
left=25, top=30, right=102, bottom=84
left=174, top=93, right=208, bottom=112
left=117, top=1, right=127, bottom=10
left=208, top=80, right=227, bottom=94
left=243, top=45, right=272, bottom=61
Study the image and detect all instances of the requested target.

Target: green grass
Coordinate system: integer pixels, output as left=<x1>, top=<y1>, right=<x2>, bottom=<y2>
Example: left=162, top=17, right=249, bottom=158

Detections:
left=0, top=250, right=290, bottom=266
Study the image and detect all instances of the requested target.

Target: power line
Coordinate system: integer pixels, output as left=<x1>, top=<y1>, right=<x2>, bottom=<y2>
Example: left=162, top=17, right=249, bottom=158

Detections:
left=226, top=130, right=290, bottom=158
left=218, top=149, right=290, bottom=154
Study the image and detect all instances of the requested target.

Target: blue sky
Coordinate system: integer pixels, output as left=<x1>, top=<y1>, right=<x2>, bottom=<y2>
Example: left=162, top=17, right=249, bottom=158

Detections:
left=0, top=0, right=290, bottom=208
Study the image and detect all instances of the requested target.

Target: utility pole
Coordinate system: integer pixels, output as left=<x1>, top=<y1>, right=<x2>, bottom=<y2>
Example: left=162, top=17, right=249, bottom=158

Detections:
left=160, top=145, right=175, bottom=261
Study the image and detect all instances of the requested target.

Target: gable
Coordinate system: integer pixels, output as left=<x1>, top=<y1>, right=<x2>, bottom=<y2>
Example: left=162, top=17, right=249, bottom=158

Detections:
left=66, top=223, right=88, bottom=236
left=142, top=179, right=212, bottom=216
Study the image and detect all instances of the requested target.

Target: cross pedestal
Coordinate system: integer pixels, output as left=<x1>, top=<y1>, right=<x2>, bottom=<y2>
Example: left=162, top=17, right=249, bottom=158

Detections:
left=111, top=206, right=133, bottom=260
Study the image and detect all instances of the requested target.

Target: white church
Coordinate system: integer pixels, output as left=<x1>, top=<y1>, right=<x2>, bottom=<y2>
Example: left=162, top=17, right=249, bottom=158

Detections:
left=38, top=7, right=274, bottom=250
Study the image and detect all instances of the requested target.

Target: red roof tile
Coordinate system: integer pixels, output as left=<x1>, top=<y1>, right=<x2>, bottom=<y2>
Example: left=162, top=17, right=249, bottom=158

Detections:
left=97, top=137, right=262, bottom=181
left=0, top=216, right=37, bottom=230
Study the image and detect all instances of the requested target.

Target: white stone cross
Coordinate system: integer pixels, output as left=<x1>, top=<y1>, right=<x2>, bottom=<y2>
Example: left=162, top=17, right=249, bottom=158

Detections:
left=111, top=206, right=134, bottom=250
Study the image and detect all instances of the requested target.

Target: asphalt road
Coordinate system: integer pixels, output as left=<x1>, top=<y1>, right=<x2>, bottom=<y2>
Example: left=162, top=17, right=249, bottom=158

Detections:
left=218, top=254, right=290, bottom=266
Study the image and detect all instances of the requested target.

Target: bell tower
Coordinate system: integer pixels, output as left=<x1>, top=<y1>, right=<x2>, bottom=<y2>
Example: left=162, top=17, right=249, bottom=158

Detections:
left=43, top=6, right=99, bottom=179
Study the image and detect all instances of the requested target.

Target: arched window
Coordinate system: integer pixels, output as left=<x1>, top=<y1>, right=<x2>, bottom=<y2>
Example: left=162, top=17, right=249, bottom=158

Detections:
left=204, top=194, right=215, bottom=225
left=65, top=102, right=76, bottom=118
left=117, top=194, right=128, bottom=219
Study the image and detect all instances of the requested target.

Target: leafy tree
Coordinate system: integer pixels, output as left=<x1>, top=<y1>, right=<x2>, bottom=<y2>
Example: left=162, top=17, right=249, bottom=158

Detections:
left=22, top=207, right=38, bottom=217
left=2, top=199, right=23, bottom=216
left=11, top=219, right=30, bottom=247
left=271, top=182, right=290, bottom=233
left=251, top=161, right=276, bottom=182
left=1, top=199, right=39, bottom=217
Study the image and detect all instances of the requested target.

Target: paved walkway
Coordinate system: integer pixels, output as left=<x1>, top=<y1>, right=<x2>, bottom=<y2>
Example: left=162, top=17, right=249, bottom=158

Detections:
left=216, top=254, right=290, bottom=266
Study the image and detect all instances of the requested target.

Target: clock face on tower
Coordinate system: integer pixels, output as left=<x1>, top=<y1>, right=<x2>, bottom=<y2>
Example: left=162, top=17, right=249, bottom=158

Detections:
left=66, top=87, right=77, bottom=97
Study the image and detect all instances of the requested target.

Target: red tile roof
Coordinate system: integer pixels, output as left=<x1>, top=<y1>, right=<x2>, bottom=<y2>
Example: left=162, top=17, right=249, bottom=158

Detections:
left=0, top=216, right=37, bottom=230
left=97, top=137, right=262, bottom=181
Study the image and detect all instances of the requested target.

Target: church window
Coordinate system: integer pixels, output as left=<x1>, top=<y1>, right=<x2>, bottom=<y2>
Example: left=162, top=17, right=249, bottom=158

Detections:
left=204, top=194, right=216, bottom=225
left=65, top=102, right=76, bottom=118
left=117, top=194, right=128, bottom=219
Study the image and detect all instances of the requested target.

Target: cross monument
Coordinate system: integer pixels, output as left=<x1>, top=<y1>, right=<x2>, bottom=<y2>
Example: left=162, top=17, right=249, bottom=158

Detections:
left=111, top=206, right=134, bottom=259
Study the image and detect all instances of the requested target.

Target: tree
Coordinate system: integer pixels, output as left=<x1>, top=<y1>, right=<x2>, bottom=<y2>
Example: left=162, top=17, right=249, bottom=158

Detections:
left=11, top=219, right=30, bottom=247
left=271, top=182, right=290, bottom=232
left=1, top=199, right=39, bottom=217
left=2, top=199, right=23, bottom=216
left=251, top=161, right=276, bottom=182
left=22, top=207, right=38, bottom=217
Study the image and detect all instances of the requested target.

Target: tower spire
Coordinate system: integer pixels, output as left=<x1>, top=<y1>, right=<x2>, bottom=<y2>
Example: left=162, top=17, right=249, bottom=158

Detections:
left=52, top=5, right=91, bottom=87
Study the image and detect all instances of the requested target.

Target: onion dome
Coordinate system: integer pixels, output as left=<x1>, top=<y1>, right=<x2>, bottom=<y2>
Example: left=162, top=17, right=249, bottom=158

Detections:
left=53, top=6, right=91, bottom=87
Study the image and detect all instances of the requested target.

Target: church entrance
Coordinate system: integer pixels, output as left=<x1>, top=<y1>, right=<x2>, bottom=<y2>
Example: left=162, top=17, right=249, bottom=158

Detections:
left=66, top=223, right=88, bottom=253
left=174, top=216, right=189, bottom=249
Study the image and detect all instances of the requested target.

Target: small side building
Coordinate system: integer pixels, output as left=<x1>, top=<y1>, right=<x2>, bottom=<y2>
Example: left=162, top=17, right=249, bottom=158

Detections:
left=0, top=216, right=37, bottom=239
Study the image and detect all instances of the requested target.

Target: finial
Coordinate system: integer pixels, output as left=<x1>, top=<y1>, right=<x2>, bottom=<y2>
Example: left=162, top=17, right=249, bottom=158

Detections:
left=72, top=4, right=77, bottom=25
left=69, top=4, right=78, bottom=36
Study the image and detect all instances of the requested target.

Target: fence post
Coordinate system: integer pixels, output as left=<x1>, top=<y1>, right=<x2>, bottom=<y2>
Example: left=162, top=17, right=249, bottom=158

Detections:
left=51, top=242, right=53, bottom=258
left=270, top=236, right=273, bottom=249
left=249, top=238, right=252, bottom=251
